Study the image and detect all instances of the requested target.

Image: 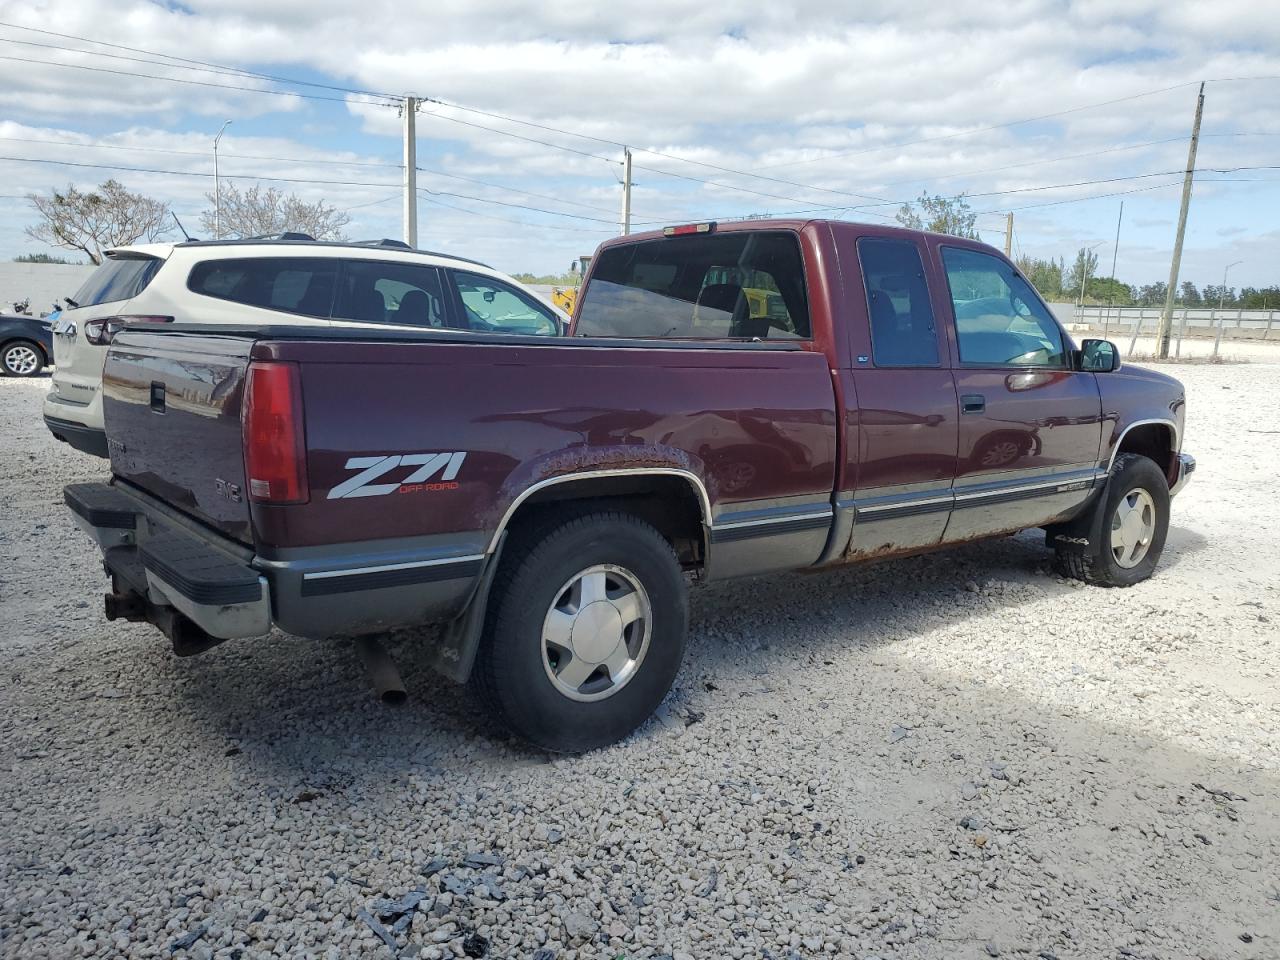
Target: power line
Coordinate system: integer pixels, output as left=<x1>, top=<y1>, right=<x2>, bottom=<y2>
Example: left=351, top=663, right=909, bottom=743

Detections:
left=0, top=134, right=404, bottom=169
left=0, top=153, right=635, bottom=226
left=416, top=186, right=624, bottom=225
left=418, top=194, right=611, bottom=235
left=418, top=108, right=621, bottom=165
left=0, top=53, right=392, bottom=106
left=0, top=21, right=400, bottom=102
left=0, top=154, right=399, bottom=187
left=0, top=134, right=624, bottom=217
left=754, top=82, right=1201, bottom=171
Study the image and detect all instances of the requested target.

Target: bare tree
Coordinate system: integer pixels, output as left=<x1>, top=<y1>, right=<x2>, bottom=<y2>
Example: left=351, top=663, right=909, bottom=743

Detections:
left=895, top=192, right=981, bottom=239
left=25, top=180, right=170, bottom=264
left=201, top=183, right=350, bottom=240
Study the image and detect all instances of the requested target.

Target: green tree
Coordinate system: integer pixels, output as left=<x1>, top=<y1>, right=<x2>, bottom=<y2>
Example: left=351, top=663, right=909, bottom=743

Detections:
left=1066, top=247, right=1100, bottom=301
left=1087, top=277, right=1134, bottom=305
left=1136, top=282, right=1167, bottom=307
left=13, top=252, right=76, bottom=264
left=1015, top=255, right=1065, bottom=299
left=1179, top=281, right=1201, bottom=306
left=895, top=192, right=980, bottom=239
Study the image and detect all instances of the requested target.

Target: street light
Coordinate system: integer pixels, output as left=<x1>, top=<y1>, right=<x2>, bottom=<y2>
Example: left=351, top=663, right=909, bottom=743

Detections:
left=213, top=119, right=232, bottom=238
left=1213, top=260, right=1243, bottom=358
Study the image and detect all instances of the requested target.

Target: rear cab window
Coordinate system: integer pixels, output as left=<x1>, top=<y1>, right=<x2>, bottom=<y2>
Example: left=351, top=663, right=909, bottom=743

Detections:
left=188, top=257, right=337, bottom=319
left=855, top=238, right=940, bottom=366
left=71, top=255, right=161, bottom=308
left=574, top=230, right=810, bottom=340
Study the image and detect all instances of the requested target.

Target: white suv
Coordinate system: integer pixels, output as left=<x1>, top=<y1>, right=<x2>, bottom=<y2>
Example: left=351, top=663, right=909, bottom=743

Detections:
left=44, top=236, right=567, bottom=457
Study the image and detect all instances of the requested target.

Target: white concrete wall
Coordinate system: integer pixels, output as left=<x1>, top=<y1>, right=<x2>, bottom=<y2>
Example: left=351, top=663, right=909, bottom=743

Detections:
left=0, top=262, right=97, bottom=316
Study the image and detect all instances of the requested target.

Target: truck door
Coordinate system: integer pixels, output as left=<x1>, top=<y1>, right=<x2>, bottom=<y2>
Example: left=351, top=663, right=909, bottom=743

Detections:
left=931, top=242, right=1104, bottom=540
left=838, top=235, right=959, bottom=559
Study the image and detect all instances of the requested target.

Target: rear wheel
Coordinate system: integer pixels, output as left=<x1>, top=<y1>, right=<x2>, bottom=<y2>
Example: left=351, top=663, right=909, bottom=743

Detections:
left=1, top=340, right=44, bottom=377
left=1055, top=453, right=1170, bottom=587
left=472, top=511, right=687, bottom=752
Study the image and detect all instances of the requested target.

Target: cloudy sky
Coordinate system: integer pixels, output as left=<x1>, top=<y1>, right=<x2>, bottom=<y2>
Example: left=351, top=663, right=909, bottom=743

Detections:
left=1, top=0, right=1278, bottom=289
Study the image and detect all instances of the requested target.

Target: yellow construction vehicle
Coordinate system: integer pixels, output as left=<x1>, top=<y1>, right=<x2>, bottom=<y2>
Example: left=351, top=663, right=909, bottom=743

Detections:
left=551, top=256, right=593, bottom=316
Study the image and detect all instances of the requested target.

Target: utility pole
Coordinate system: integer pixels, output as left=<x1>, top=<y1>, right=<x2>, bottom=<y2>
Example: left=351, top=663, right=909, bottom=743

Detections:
left=403, top=96, right=418, bottom=248
left=1103, top=201, right=1124, bottom=338
left=620, top=147, right=633, bottom=236
left=213, top=119, right=232, bottom=238
left=1155, top=82, right=1205, bottom=357
left=1003, top=212, right=1013, bottom=257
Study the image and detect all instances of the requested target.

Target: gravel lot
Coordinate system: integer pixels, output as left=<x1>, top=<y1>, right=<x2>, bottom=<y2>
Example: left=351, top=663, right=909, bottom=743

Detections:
left=2, top=359, right=1278, bottom=960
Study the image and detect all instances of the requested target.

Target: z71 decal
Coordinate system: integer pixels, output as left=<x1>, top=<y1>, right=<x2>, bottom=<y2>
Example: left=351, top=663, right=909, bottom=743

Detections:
left=327, top=452, right=467, bottom=499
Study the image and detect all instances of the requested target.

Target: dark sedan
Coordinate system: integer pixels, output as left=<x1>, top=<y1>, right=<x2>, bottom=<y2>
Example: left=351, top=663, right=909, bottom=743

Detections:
left=0, top=313, right=54, bottom=377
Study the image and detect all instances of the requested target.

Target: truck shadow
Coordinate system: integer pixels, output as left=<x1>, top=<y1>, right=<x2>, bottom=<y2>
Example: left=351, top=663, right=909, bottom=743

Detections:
left=165, top=523, right=1212, bottom=769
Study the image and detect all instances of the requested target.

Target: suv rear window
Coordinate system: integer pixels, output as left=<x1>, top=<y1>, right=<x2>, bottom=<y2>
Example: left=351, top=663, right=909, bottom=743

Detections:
left=188, top=257, right=337, bottom=318
left=71, top=255, right=161, bottom=308
left=574, top=231, right=810, bottom=340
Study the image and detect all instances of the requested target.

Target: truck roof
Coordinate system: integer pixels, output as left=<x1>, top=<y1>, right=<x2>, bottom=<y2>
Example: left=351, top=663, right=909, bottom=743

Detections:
left=599, top=217, right=972, bottom=249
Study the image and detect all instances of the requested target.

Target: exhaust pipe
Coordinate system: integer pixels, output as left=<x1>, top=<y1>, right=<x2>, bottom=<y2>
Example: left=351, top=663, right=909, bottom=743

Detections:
left=356, top=635, right=407, bottom=705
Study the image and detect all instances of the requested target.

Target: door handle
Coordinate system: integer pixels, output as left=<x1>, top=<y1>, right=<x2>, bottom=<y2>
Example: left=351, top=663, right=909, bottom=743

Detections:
left=961, top=394, right=986, bottom=414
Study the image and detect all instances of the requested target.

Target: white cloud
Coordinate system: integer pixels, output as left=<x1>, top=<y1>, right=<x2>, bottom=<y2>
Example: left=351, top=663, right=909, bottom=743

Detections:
left=0, top=0, right=1278, bottom=281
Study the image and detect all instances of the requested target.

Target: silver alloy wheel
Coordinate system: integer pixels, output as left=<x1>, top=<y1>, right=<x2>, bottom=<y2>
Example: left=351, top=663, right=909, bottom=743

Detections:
left=4, top=344, right=39, bottom=375
left=541, top=563, right=652, bottom=702
left=981, top=440, right=1021, bottom=467
left=1111, top=487, right=1157, bottom=568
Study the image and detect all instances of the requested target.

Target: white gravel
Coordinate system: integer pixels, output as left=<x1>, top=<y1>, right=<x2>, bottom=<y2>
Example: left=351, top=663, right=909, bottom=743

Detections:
left=2, top=358, right=1278, bottom=960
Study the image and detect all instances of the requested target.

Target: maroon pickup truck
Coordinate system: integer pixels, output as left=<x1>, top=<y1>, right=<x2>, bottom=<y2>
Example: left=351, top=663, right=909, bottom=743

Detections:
left=65, top=219, right=1193, bottom=751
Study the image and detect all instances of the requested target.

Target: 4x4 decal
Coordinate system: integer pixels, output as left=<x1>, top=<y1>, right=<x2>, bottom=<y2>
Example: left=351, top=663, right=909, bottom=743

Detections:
left=328, top=452, right=466, bottom=499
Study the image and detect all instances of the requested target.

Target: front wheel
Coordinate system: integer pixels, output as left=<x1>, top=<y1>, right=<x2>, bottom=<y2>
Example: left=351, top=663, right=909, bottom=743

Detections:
left=1055, top=453, right=1170, bottom=587
left=472, top=511, right=688, bottom=752
left=1, top=340, right=44, bottom=377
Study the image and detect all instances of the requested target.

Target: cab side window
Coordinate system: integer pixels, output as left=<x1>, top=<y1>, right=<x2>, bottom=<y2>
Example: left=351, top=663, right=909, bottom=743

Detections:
left=856, top=238, right=939, bottom=366
left=941, top=247, right=1067, bottom=367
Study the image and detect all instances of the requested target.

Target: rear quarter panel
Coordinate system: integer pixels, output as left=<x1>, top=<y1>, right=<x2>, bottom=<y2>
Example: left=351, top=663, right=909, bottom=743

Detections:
left=251, top=339, right=838, bottom=557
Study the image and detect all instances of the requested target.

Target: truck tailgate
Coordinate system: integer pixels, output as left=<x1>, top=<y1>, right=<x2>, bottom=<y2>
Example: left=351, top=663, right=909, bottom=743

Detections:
left=102, top=331, right=254, bottom=544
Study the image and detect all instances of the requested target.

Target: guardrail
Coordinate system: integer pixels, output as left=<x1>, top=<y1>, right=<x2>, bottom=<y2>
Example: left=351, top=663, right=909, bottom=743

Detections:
left=1063, top=305, right=1279, bottom=357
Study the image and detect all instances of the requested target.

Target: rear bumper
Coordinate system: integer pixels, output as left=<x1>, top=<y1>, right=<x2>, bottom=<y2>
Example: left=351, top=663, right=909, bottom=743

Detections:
left=63, top=480, right=486, bottom=644
left=1170, top=453, right=1195, bottom=497
left=44, top=414, right=108, bottom=458
left=65, top=481, right=271, bottom=639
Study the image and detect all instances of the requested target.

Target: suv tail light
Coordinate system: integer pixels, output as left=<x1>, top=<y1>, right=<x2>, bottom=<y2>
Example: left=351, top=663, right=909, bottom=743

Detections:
left=243, top=361, right=309, bottom=504
left=82, top=315, right=173, bottom=346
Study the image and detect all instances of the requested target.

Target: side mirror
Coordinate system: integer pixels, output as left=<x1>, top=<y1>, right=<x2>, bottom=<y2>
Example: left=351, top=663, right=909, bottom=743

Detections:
left=1079, top=338, right=1121, bottom=373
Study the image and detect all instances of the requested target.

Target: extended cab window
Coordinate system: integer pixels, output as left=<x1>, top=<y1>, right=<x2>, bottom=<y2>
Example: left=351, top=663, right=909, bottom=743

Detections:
left=188, top=257, right=336, bottom=319
left=335, top=260, right=448, bottom=327
left=574, top=231, right=809, bottom=340
left=72, top=255, right=161, bottom=308
left=449, top=271, right=560, bottom=336
left=856, top=238, right=939, bottom=366
left=941, top=247, right=1067, bottom=367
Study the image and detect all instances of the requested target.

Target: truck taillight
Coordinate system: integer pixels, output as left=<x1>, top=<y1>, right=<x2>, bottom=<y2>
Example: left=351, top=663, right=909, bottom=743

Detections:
left=83, top=315, right=173, bottom=346
left=243, top=361, right=309, bottom=504
left=662, top=222, right=716, bottom=237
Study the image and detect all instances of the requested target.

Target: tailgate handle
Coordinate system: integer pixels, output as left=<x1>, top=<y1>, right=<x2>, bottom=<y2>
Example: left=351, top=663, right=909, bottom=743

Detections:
left=149, top=381, right=166, bottom=413
left=960, top=393, right=986, bottom=414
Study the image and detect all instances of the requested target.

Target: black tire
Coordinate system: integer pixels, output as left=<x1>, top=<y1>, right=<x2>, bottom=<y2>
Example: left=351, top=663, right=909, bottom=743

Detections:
left=472, top=510, right=688, bottom=753
left=1, top=340, right=45, bottom=377
left=1055, top=453, right=1170, bottom=587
